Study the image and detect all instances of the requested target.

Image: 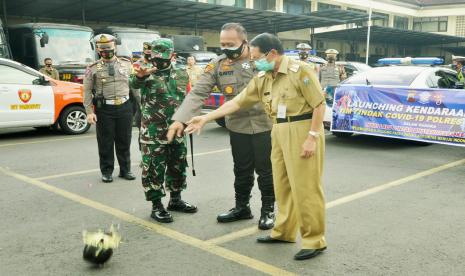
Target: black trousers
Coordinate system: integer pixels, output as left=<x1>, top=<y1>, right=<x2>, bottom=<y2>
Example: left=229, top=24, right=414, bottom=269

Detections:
left=95, top=101, right=133, bottom=175
left=229, top=130, right=274, bottom=204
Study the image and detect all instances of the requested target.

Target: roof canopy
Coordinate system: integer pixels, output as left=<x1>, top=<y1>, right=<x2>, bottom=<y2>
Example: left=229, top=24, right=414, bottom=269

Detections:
left=314, top=26, right=465, bottom=45
left=6, top=0, right=382, bottom=33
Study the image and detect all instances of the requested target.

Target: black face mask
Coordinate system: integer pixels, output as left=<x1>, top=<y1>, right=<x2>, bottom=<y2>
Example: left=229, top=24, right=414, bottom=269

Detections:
left=153, top=58, right=171, bottom=70
left=221, top=41, right=245, bottom=60
left=298, top=52, right=308, bottom=61
left=100, top=50, right=115, bottom=60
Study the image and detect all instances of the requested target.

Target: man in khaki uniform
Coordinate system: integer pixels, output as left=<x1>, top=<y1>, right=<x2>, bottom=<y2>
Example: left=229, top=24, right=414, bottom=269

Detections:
left=39, top=58, right=59, bottom=80
left=184, top=33, right=327, bottom=261
left=83, top=34, right=136, bottom=183
left=167, top=23, right=275, bottom=230
left=185, top=56, right=203, bottom=87
left=320, top=48, right=346, bottom=89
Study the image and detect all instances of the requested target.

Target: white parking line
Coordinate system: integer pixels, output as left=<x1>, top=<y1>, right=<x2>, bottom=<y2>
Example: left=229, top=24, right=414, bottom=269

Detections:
left=35, top=148, right=232, bottom=180
left=206, top=157, right=465, bottom=245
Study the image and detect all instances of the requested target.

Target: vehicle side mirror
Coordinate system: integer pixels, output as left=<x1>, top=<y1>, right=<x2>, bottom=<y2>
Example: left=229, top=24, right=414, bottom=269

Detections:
left=39, top=33, right=49, bottom=47
left=33, top=75, right=49, bottom=85
left=90, top=41, right=95, bottom=50
left=455, top=82, right=464, bottom=89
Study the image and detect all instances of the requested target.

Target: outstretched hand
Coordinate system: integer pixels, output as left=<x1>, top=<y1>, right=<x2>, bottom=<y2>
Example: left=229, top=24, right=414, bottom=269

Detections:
left=135, top=66, right=157, bottom=78
left=185, top=116, right=208, bottom=135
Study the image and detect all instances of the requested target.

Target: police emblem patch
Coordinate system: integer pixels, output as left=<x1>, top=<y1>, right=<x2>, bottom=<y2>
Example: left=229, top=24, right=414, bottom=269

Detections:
left=242, top=63, right=250, bottom=70
left=418, top=92, right=431, bottom=104
left=303, top=77, right=310, bottom=86
left=224, top=86, right=234, bottom=94
left=18, top=89, right=32, bottom=103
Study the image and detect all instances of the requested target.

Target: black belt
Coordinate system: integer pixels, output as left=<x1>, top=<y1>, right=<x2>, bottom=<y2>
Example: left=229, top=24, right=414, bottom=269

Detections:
left=276, top=113, right=312, bottom=124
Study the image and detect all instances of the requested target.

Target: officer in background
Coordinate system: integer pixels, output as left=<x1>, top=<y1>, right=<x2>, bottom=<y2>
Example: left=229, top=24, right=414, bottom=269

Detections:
left=167, top=23, right=275, bottom=230
left=296, top=42, right=318, bottom=73
left=83, top=34, right=136, bottom=183
left=452, top=55, right=465, bottom=85
left=320, top=49, right=346, bottom=103
left=320, top=49, right=346, bottom=87
left=130, top=38, right=197, bottom=223
left=186, top=56, right=203, bottom=87
left=184, top=33, right=327, bottom=261
left=39, top=58, right=59, bottom=80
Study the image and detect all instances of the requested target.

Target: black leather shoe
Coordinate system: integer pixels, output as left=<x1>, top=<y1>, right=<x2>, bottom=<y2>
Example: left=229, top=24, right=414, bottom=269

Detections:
left=294, top=247, right=327, bottom=260
left=151, top=207, right=173, bottom=223
left=102, top=174, right=113, bottom=183
left=167, top=199, right=198, bottom=213
left=217, top=206, right=253, bottom=223
left=258, top=211, right=275, bottom=230
left=118, top=172, right=136, bottom=180
left=257, top=235, right=293, bottom=244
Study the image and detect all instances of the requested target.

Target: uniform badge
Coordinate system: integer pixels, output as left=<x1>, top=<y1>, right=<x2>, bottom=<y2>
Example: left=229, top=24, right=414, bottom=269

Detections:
left=119, top=67, right=128, bottom=76
left=303, top=77, right=310, bottom=86
left=224, top=86, right=234, bottom=94
left=222, top=65, right=231, bottom=71
left=242, top=62, right=250, bottom=70
left=18, top=89, right=32, bottom=103
left=204, top=63, right=215, bottom=73
left=96, top=63, right=103, bottom=70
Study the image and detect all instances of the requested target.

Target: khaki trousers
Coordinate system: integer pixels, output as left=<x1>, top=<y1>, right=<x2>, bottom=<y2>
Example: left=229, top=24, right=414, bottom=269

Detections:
left=270, top=119, right=326, bottom=249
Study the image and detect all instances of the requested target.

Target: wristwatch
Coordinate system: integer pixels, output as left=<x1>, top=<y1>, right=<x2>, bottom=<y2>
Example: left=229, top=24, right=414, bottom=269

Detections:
left=308, top=131, right=319, bottom=138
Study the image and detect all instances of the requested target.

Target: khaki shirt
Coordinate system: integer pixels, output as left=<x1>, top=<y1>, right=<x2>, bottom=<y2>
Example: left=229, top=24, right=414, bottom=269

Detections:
left=233, top=56, right=324, bottom=120
left=83, top=58, right=132, bottom=114
left=320, top=63, right=346, bottom=88
left=39, top=67, right=59, bottom=80
left=172, top=54, right=272, bottom=134
left=186, top=65, right=203, bottom=87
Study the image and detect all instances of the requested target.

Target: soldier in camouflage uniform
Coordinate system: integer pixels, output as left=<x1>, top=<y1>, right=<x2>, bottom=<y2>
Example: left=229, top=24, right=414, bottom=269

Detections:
left=130, top=38, right=197, bottom=223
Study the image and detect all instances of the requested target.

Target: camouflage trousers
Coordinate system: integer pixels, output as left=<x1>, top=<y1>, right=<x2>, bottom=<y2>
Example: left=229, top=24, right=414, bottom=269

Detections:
left=141, top=142, right=188, bottom=201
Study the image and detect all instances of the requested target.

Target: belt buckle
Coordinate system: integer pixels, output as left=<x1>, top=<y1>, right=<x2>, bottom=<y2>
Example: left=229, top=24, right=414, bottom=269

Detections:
left=115, top=98, right=122, bottom=105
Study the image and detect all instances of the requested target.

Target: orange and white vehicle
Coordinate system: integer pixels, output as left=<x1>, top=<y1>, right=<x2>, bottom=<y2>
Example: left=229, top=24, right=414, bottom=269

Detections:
left=0, top=58, right=90, bottom=134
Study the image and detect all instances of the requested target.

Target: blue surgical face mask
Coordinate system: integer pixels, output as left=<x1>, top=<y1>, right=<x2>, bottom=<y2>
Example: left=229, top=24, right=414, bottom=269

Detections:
left=254, top=57, right=275, bottom=72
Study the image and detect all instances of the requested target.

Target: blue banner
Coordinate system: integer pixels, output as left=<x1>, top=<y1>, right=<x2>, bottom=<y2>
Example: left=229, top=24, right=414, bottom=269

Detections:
left=331, top=85, right=465, bottom=146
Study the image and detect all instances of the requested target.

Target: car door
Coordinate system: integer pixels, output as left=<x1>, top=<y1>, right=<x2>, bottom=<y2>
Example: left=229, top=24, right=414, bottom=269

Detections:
left=0, top=64, right=54, bottom=128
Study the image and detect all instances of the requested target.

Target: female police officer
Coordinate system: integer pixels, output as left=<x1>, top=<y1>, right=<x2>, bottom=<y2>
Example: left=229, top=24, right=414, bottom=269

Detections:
left=185, top=33, right=327, bottom=261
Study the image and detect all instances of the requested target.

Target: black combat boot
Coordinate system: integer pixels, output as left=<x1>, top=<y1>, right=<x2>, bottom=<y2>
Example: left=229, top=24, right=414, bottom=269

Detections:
left=167, top=191, right=198, bottom=213
left=217, top=194, right=253, bottom=223
left=258, top=196, right=275, bottom=230
left=151, top=199, right=173, bottom=223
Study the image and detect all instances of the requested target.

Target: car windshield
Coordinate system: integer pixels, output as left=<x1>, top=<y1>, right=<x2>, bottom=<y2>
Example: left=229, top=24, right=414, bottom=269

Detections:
left=343, top=66, right=425, bottom=86
left=115, top=31, right=160, bottom=58
left=35, top=28, right=94, bottom=65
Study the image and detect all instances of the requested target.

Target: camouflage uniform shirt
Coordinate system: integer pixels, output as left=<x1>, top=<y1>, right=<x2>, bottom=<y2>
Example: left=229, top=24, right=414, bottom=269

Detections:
left=129, top=65, right=189, bottom=145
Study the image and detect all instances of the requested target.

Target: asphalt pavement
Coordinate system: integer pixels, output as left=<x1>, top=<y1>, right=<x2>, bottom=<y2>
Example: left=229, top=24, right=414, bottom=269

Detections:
left=1, top=123, right=464, bottom=275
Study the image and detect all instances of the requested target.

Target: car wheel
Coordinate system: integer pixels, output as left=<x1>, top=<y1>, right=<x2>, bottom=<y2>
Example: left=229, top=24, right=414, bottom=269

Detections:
left=332, top=131, right=353, bottom=138
left=59, top=106, right=90, bottom=135
left=215, top=118, right=226, bottom=128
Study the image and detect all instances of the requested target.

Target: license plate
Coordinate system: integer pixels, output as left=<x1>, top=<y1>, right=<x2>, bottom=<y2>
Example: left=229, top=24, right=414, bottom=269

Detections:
left=62, top=73, right=72, bottom=80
